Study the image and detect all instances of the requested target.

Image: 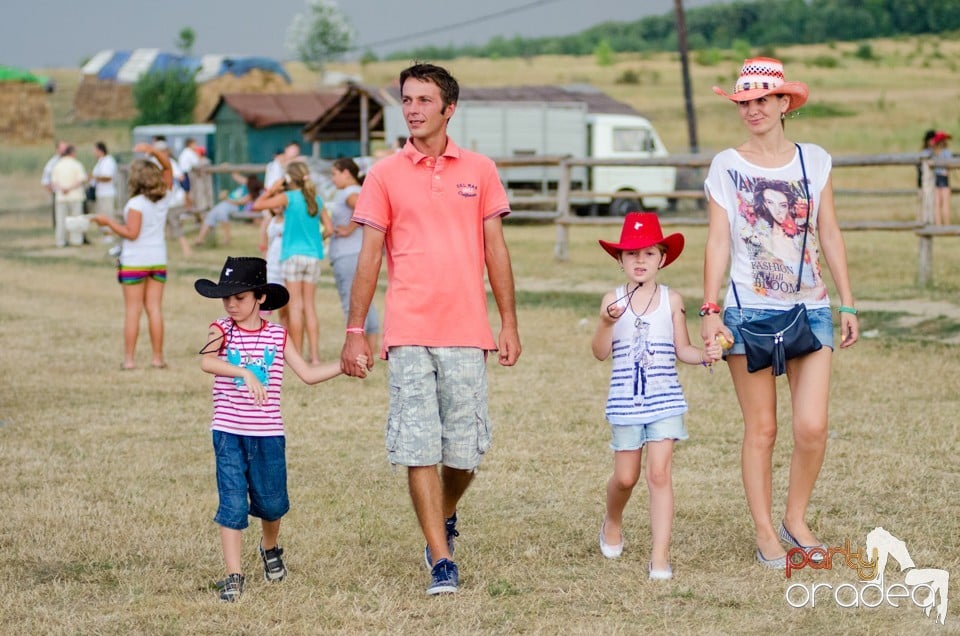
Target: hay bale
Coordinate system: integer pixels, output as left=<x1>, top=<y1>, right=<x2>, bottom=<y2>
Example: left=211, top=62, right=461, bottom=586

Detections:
left=195, top=69, right=293, bottom=121
left=73, top=76, right=136, bottom=122
left=0, top=81, right=53, bottom=144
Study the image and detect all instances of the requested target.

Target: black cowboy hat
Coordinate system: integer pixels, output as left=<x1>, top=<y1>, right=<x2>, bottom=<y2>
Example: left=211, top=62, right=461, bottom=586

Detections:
left=194, top=256, right=289, bottom=311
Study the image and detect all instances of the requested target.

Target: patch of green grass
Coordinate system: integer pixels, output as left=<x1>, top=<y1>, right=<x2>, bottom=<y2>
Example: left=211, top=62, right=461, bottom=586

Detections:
left=797, top=102, right=857, bottom=118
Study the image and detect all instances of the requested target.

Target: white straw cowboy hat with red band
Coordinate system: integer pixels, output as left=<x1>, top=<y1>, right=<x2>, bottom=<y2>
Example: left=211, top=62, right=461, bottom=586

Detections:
left=598, top=212, right=685, bottom=269
left=712, top=57, right=809, bottom=113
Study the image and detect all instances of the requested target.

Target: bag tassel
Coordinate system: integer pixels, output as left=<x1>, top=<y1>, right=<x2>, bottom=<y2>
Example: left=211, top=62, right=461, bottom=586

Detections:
left=771, top=333, right=786, bottom=376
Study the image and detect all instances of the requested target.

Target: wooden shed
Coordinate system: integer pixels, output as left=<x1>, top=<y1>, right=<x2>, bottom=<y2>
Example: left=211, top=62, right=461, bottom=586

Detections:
left=205, top=92, right=345, bottom=164
left=302, top=83, right=388, bottom=157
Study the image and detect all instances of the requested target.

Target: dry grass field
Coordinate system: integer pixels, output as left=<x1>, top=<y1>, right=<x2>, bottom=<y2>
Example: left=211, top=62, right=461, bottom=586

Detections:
left=0, top=207, right=958, bottom=634
left=2, top=34, right=959, bottom=635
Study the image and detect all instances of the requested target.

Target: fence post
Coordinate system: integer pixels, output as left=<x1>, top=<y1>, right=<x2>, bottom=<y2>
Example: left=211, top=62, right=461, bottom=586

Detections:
left=553, top=159, right=572, bottom=261
left=917, top=159, right=935, bottom=286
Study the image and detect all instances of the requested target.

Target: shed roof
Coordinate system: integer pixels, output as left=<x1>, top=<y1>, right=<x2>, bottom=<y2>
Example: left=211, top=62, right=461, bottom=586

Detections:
left=381, top=84, right=642, bottom=117
left=207, top=92, right=345, bottom=128
left=303, top=84, right=387, bottom=142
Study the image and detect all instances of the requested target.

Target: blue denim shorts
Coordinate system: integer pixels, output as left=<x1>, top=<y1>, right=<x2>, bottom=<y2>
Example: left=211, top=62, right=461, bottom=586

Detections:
left=212, top=430, right=289, bottom=530
left=386, top=346, right=491, bottom=470
left=722, top=306, right=834, bottom=356
left=610, top=415, right=688, bottom=451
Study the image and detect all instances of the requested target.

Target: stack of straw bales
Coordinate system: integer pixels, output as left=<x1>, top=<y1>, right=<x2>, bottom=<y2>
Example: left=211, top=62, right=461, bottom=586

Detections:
left=194, top=68, right=294, bottom=121
left=0, top=81, right=54, bottom=144
left=73, top=77, right=137, bottom=122
left=74, top=68, right=293, bottom=123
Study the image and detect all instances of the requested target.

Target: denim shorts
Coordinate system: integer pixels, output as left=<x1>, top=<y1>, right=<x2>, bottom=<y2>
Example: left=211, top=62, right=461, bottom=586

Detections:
left=610, top=415, right=688, bottom=451
left=386, top=346, right=491, bottom=470
left=722, top=306, right=834, bottom=356
left=212, top=430, right=289, bottom=530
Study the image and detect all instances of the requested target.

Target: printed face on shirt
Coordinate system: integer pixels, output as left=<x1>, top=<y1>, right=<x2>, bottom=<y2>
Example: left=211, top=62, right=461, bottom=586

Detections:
left=761, top=188, right=790, bottom=225
left=401, top=78, right=455, bottom=143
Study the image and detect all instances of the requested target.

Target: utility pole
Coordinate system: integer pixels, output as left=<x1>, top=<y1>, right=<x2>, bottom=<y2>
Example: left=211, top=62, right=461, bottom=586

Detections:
left=674, top=0, right=699, bottom=154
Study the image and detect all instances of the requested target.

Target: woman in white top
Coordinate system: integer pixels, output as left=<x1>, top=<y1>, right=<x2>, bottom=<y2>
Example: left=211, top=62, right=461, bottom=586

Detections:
left=92, top=159, right=170, bottom=370
left=700, top=58, right=859, bottom=570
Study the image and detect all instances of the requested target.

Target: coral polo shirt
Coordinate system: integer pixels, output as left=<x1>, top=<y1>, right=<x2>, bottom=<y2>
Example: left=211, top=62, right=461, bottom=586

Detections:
left=353, top=137, right=510, bottom=357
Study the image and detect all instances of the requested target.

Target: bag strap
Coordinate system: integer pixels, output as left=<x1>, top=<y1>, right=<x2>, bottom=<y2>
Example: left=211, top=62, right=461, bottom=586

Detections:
left=794, top=143, right=812, bottom=293
left=731, top=142, right=812, bottom=309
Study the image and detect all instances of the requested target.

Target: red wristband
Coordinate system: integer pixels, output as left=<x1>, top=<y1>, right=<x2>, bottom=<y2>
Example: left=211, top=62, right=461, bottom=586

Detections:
left=699, top=302, right=721, bottom=317
left=345, top=327, right=365, bottom=335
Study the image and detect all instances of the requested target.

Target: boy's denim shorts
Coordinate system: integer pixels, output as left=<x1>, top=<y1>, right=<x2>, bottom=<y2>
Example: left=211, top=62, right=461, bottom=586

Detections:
left=213, top=430, right=289, bottom=530
left=722, top=306, right=834, bottom=356
left=610, top=415, right=688, bottom=451
left=386, top=346, right=491, bottom=470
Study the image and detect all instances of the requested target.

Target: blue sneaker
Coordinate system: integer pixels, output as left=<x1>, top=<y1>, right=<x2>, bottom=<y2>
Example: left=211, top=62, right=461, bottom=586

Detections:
left=424, top=513, right=459, bottom=568
left=426, top=558, right=459, bottom=595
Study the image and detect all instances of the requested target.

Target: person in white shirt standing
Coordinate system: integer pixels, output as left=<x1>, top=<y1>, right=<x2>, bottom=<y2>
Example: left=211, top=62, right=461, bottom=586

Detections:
left=178, top=137, right=202, bottom=210
left=91, top=141, right=119, bottom=241
left=50, top=145, right=88, bottom=247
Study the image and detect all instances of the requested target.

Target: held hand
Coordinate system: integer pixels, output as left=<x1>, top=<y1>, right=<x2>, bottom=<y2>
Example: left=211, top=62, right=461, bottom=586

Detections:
left=354, top=354, right=369, bottom=378
left=340, top=334, right=373, bottom=378
left=699, top=312, right=727, bottom=344
left=90, top=215, right=107, bottom=227
left=703, top=340, right=723, bottom=362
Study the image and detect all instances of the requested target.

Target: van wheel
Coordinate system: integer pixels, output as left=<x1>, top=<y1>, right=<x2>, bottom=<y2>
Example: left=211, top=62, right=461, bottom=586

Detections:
left=609, top=195, right=642, bottom=216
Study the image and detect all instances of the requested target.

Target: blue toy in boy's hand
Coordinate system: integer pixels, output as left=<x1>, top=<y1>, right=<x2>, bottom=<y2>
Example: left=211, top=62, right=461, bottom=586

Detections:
left=227, top=345, right=277, bottom=388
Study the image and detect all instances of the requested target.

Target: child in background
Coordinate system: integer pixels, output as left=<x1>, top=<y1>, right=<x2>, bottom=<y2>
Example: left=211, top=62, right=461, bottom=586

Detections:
left=592, top=212, right=721, bottom=579
left=932, top=131, right=953, bottom=225
left=260, top=206, right=287, bottom=325
left=195, top=256, right=366, bottom=601
left=91, top=159, right=170, bottom=370
left=252, top=162, right=332, bottom=364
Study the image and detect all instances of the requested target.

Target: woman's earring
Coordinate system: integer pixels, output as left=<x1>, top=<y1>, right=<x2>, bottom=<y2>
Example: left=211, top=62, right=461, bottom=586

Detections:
left=780, top=112, right=786, bottom=121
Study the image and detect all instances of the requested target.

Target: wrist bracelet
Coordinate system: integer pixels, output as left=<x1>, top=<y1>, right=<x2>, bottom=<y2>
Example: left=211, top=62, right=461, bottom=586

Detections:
left=699, top=302, right=721, bottom=317
left=345, top=327, right=365, bottom=334
left=838, top=306, right=858, bottom=315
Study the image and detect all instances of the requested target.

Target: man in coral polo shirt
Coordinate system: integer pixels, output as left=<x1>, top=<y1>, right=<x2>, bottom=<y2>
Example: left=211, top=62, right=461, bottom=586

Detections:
left=340, top=63, right=521, bottom=596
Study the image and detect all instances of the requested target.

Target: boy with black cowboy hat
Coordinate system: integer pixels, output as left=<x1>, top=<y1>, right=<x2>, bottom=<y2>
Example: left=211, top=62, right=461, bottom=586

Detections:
left=195, top=256, right=367, bottom=601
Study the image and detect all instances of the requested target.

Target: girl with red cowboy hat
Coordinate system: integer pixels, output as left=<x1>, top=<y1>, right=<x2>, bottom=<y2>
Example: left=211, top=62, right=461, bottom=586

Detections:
left=702, top=57, right=859, bottom=569
left=592, top=212, right=722, bottom=579
left=931, top=131, right=953, bottom=225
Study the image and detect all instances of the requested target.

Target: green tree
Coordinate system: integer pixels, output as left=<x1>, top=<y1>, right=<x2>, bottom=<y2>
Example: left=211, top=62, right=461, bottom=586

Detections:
left=175, top=27, right=196, bottom=55
left=132, top=68, right=197, bottom=126
left=594, top=39, right=614, bottom=66
left=287, top=0, right=355, bottom=71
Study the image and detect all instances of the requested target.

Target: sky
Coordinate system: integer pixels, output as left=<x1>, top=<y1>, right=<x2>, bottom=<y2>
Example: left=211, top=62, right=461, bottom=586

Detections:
left=2, top=0, right=721, bottom=70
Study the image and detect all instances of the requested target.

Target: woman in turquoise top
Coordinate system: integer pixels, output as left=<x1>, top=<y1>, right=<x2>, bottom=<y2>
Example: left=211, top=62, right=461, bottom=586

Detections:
left=253, top=161, right=332, bottom=364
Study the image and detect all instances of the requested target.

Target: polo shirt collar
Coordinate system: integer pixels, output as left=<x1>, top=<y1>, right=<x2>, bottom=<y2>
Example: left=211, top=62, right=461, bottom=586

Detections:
left=402, top=137, right=462, bottom=165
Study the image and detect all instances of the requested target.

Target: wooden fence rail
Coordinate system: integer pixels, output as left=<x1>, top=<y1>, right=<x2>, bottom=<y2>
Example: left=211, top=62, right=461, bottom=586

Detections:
left=547, top=152, right=960, bottom=286
left=120, top=152, right=960, bottom=286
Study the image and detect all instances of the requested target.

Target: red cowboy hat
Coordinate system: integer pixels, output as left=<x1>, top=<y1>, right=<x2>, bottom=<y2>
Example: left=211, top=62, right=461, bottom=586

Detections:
left=712, top=57, right=809, bottom=113
left=932, top=131, right=952, bottom=145
left=598, top=212, right=685, bottom=268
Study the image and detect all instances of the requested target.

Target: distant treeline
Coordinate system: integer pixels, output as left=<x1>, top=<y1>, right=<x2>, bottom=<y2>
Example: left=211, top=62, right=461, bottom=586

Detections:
left=387, top=0, right=959, bottom=61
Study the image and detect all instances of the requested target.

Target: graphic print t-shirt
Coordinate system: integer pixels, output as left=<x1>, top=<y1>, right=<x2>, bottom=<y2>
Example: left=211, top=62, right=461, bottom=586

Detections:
left=704, top=144, right=831, bottom=310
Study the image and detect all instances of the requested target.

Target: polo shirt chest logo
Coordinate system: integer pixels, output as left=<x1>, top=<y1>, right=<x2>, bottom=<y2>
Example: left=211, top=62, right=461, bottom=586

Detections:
left=457, top=183, right=478, bottom=198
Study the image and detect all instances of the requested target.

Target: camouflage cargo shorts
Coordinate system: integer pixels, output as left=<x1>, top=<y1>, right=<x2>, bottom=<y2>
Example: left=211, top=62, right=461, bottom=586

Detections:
left=385, top=346, right=491, bottom=469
